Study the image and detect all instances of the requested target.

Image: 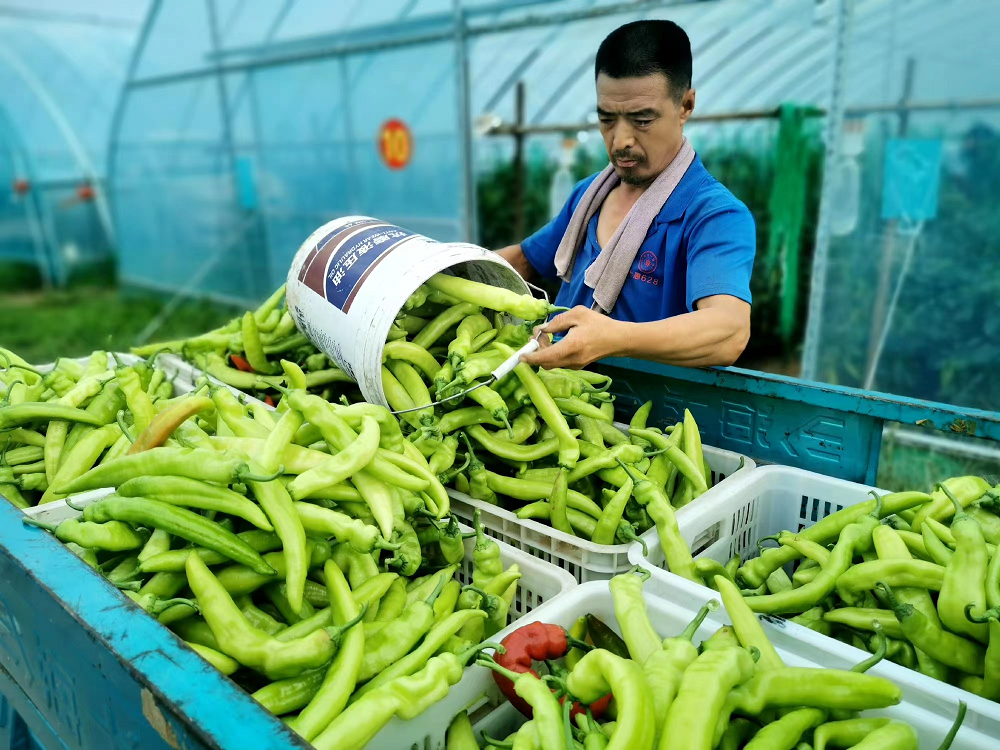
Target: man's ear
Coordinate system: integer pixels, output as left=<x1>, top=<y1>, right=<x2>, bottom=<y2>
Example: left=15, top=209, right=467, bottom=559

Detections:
left=680, top=89, right=696, bottom=123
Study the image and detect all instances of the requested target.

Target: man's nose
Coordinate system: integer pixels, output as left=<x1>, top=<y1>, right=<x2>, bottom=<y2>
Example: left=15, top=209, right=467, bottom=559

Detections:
left=610, top=123, right=636, bottom=152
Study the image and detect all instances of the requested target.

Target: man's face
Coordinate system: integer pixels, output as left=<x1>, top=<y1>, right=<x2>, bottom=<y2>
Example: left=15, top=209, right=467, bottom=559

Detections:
left=596, top=73, right=694, bottom=186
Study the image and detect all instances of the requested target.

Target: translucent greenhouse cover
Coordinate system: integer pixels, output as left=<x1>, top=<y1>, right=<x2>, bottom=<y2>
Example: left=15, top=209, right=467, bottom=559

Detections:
left=0, top=1, right=145, bottom=276
left=2, top=0, right=998, bottom=410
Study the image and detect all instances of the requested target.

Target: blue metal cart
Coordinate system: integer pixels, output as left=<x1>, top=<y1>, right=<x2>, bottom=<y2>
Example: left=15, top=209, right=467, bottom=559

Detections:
left=1, top=362, right=997, bottom=750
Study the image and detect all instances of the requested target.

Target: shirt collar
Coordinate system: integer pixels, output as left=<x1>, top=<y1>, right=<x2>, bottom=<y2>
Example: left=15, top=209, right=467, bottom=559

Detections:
left=655, top=153, right=708, bottom=224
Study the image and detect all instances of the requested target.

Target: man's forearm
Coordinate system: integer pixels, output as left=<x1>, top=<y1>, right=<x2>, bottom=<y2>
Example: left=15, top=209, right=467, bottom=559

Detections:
left=614, top=308, right=749, bottom=367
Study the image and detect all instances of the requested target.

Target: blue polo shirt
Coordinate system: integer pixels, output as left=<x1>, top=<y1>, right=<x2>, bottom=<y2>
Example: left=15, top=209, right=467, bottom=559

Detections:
left=520, top=155, right=755, bottom=322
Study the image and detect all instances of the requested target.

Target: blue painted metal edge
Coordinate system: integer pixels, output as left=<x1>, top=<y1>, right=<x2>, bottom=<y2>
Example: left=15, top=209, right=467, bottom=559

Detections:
left=0, top=500, right=309, bottom=750
left=599, top=358, right=1000, bottom=441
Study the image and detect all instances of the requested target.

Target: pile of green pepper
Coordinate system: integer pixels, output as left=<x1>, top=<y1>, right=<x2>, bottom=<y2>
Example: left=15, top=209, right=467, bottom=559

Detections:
left=465, top=567, right=966, bottom=750
left=131, top=284, right=361, bottom=404
left=719, top=475, right=1000, bottom=704
left=136, top=277, right=722, bottom=575
left=0, top=347, right=182, bottom=512
left=4, top=365, right=528, bottom=746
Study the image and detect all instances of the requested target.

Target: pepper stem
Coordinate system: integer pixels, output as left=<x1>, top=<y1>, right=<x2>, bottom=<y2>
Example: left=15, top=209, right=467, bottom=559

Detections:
left=457, top=640, right=504, bottom=665
left=852, top=621, right=886, bottom=673
left=868, top=491, right=884, bottom=519
left=616, top=521, right=647, bottom=557
left=614, top=457, right=643, bottom=485
left=324, top=604, right=367, bottom=641
left=756, top=534, right=782, bottom=555
left=150, top=598, right=200, bottom=616
left=426, top=574, right=449, bottom=605
left=936, top=482, right=964, bottom=515
left=238, top=464, right=285, bottom=483
left=627, top=563, right=651, bottom=582
left=562, top=690, right=575, bottom=750
left=875, top=581, right=913, bottom=619
left=479, top=731, right=514, bottom=750
left=965, top=604, right=1000, bottom=624
left=21, top=517, right=58, bottom=532
left=938, top=702, right=968, bottom=750
left=565, top=636, right=593, bottom=652
left=372, top=536, right=403, bottom=552
left=116, top=410, right=135, bottom=443
left=679, top=599, right=720, bottom=642
left=475, top=655, right=527, bottom=684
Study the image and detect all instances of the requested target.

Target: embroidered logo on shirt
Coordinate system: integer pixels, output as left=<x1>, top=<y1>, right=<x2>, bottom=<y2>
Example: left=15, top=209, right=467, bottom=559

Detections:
left=633, top=251, right=659, bottom=285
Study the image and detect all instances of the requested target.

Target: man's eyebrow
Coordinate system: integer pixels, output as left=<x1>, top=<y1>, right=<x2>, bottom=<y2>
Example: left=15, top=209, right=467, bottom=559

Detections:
left=595, top=107, right=660, bottom=118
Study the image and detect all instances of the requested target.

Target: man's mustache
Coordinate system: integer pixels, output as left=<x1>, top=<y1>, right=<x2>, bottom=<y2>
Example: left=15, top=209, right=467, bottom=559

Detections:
left=612, top=151, right=644, bottom=163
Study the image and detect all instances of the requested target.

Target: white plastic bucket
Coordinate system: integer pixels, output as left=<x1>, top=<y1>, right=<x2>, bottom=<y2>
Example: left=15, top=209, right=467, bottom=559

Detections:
left=285, top=216, right=530, bottom=406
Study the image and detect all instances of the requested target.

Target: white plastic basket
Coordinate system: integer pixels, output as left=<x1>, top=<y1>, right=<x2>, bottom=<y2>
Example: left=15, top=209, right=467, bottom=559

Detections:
left=471, top=580, right=996, bottom=749
left=368, top=525, right=577, bottom=748
left=449, top=440, right=754, bottom=584
left=629, top=464, right=1000, bottom=740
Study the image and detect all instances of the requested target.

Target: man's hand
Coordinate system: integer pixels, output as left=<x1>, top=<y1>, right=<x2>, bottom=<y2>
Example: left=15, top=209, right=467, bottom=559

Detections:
left=520, top=306, right=626, bottom=370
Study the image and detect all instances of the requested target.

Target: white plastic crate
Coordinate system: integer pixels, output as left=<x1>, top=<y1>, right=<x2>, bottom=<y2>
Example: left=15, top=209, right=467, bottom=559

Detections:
left=471, top=580, right=995, bottom=749
left=25, top=491, right=576, bottom=750
left=629, top=464, right=1000, bottom=740
left=365, top=526, right=577, bottom=749
left=449, top=441, right=754, bottom=584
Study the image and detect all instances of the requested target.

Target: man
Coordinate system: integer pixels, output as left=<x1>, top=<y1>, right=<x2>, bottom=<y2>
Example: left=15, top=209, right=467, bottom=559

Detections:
left=498, top=20, right=755, bottom=370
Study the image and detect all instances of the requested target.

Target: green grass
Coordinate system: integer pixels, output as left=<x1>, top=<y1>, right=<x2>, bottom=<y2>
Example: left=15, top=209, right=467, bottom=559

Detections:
left=0, top=289, right=243, bottom=365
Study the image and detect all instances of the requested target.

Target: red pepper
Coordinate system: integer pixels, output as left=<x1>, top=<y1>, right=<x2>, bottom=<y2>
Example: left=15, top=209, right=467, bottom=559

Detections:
left=264, top=395, right=276, bottom=408
left=230, top=354, right=253, bottom=372
left=493, top=621, right=612, bottom=720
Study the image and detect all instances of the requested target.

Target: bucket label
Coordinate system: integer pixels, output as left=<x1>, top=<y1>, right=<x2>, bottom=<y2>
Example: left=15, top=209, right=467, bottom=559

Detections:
left=298, top=219, right=424, bottom=313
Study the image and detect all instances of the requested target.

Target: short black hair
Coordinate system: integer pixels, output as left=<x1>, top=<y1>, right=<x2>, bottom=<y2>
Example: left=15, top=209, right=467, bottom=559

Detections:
left=595, top=20, right=692, bottom=102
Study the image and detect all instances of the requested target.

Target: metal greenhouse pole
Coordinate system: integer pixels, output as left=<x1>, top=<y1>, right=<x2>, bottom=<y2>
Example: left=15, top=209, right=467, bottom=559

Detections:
left=801, top=0, right=854, bottom=381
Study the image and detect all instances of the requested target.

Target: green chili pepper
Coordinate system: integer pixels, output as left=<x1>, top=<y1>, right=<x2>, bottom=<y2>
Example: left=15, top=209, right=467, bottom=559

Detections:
left=879, top=581, right=986, bottom=675
left=834, top=559, right=945, bottom=605
left=118, top=475, right=273, bottom=531
left=74, top=494, right=275, bottom=574
left=237, top=596, right=286, bottom=635
left=713, top=575, right=784, bottom=671
left=286, top=416, right=380, bottom=502
left=138, top=530, right=282, bottom=573
left=584, top=614, right=630, bottom=659
left=446, top=710, right=478, bottom=750
left=295, top=502, right=397, bottom=554
left=315, top=643, right=491, bottom=750
left=629, top=426, right=706, bottom=499
left=472, top=508, right=503, bottom=587
left=608, top=568, right=662, bottom=664
left=564, top=649, right=654, bottom=750
left=743, top=496, right=885, bottom=614
left=0, top=402, right=105, bottom=430
left=821, top=608, right=905, bottom=640
left=351, top=608, right=487, bottom=700
left=493, top=408, right=538, bottom=445
left=438, top=407, right=503, bottom=434
left=936, top=483, right=990, bottom=643
left=137, top=528, right=171, bottom=563
left=55, top=446, right=281, bottom=495
left=742, top=708, right=826, bottom=750
left=813, top=717, right=891, bottom=750
left=426, top=274, right=562, bottom=320
left=412, top=302, right=480, bottom=350
left=285, top=560, right=366, bottom=741
left=921, top=522, right=955, bottom=567
left=739, top=491, right=933, bottom=589
left=284, top=392, right=396, bottom=539
left=186, top=555, right=363, bottom=681
left=644, top=600, right=718, bottom=738
left=428, top=435, right=459, bottom=477
left=912, top=476, right=991, bottom=531
left=494, top=343, right=578, bottom=468
left=486, top=472, right=602, bottom=518
left=23, top=517, right=147, bottom=552
left=729, top=664, right=902, bottom=714
left=434, top=579, right=462, bottom=624
left=460, top=433, right=497, bottom=504
left=187, top=642, right=240, bottom=675
left=479, top=657, right=565, bottom=749
left=617, top=460, right=698, bottom=583
left=212, top=542, right=331, bottom=597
